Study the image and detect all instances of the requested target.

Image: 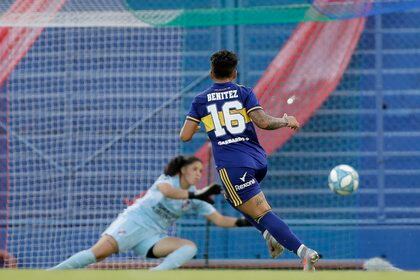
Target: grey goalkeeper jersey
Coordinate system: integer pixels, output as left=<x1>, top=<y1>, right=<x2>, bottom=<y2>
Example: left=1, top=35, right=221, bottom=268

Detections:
left=121, top=174, right=216, bottom=231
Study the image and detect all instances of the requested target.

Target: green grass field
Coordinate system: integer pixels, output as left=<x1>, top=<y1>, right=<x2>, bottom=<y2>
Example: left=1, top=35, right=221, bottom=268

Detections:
left=0, top=270, right=419, bottom=280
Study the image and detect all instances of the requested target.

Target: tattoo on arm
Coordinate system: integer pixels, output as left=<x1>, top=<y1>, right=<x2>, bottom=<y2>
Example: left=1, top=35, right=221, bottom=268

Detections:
left=266, top=116, right=288, bottom=130
left=249, top=109, right=287, bottom=130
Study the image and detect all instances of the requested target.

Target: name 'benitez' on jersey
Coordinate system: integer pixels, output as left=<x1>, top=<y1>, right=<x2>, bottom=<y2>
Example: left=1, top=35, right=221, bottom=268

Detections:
left=186, top=82, right=267, bottom=169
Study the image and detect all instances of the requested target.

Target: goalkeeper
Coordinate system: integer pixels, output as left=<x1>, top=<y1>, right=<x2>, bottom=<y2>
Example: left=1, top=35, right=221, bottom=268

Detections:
left=50, top=155, right=258, bottom=271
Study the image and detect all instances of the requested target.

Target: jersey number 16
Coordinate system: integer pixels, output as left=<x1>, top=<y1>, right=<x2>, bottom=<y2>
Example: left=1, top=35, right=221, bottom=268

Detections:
left=206, top=101, right=246, bottom=137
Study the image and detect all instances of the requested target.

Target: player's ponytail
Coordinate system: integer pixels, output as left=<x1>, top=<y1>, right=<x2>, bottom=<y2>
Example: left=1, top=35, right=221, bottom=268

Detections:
left=164, top=155, right=201, bottom=176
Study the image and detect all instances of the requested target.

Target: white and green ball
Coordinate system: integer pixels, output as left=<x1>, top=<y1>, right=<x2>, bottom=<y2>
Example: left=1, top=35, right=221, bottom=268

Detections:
left=328, top=164, right=359, bottom=195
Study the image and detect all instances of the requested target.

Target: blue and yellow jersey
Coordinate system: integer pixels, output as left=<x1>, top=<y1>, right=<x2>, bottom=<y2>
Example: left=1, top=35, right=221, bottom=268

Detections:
left=187, top=82, right=267, bottom=169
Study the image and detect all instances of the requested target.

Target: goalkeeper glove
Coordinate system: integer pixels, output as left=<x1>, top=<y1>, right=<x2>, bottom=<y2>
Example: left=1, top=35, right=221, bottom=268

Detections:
left=188, top=183, right=222, bottom=204
left=235, top=217, right=252, bottom=227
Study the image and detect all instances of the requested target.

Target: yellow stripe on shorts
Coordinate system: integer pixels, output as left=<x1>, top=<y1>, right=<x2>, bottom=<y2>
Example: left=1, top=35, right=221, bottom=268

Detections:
left=219, top=168, right=242, bottom=206
left=219, top=169, right=240, bottom=206
left=219, top=169, right=234, bottom=203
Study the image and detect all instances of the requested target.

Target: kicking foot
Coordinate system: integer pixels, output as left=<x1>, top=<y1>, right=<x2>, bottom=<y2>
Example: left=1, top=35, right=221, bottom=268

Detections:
left=301, top=247, right=320, bottom=271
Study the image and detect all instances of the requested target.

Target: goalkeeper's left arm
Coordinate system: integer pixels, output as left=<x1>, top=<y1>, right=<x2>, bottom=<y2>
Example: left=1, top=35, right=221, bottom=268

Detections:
left=206, top=211, right=252, bottom=228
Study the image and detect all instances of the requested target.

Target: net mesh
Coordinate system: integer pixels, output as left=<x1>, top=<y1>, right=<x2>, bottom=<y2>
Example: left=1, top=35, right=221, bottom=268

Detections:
left=1, top=3, right=183, bottom=267
left=1, top=0, right=420, bottom=271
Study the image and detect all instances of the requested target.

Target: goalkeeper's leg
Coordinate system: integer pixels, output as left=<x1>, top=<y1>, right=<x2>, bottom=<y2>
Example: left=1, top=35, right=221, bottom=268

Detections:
left=134, top=237, right=197, bottom=271
left=48, top=235, right=117, bottom=270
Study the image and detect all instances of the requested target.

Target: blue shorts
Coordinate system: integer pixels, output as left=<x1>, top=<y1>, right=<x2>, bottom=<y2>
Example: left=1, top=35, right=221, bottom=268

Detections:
left=102, top=214, right=167, bottom=256
left=217, top=166, right=267, bottom=207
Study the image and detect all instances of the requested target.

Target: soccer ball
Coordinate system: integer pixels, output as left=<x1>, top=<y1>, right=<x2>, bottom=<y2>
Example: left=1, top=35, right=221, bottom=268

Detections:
left=328, top=164, right=359, bottom=195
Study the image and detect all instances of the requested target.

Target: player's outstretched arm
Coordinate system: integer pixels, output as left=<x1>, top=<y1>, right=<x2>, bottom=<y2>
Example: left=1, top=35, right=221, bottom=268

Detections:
left=249, top=109, right=299, bottom=130
left=179, top=119, right=200, bottom=142
left=158, top=183, right=221, bottom=204
left=157, top=183, right=190, bottom=199
left=206, top=211, right=252, bottom=228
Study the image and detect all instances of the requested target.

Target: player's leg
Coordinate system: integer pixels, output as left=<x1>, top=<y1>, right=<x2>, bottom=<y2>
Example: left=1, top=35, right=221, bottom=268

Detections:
left=219, top=166, right=297, bottom=246
left=133, top=236, right=197, bottom=271
left=91, top=235, right=119, bottom=261
left=48, top=235, right=117, bottom=270
left=218, top=166, right=318, bottom=270
left=50, top=215, right=146, bottom=270
left=219, top=167, right=286, bottom=258
left=237, top=192, right=319, bottom=271
left=236, top=167, right=284, bottom=258
left=263, top=229, right=285, bottom=258
left=150, top=237, right=197, bottom=271
left=235, top=211, right=284, bottom=258
left=237, top=191, right=303, bottom=253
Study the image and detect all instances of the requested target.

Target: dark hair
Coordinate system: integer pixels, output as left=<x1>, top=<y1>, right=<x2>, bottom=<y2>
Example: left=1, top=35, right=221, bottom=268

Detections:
left=210, top=50, right=238, bottom=79
left=164, top=155, right=202, bottom=176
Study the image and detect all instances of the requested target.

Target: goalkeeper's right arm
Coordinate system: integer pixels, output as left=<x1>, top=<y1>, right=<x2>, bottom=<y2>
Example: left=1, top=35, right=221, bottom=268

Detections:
left=157, top=183, right=221, bottom=204
left=205, top=212, right=253, bottom=228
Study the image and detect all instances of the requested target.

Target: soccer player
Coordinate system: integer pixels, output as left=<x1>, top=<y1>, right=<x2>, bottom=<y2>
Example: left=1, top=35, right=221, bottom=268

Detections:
left=50, top=155, right=254, bottom=271
left=180, top=50, right=320, bottom=271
